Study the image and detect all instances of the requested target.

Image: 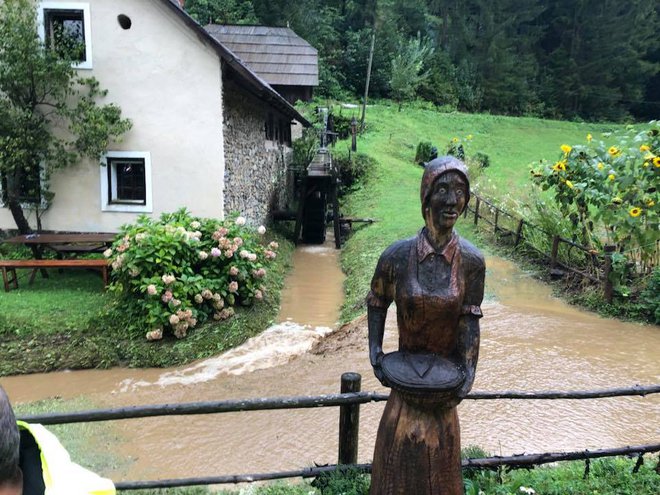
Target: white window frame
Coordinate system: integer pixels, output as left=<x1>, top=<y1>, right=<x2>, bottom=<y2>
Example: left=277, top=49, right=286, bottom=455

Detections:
left=100, top=151, right=153, bottom=213
left=38, top=2, right=93, bottom=70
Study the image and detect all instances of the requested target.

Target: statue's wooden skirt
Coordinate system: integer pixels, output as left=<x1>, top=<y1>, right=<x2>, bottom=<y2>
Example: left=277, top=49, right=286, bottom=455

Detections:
left=370, top=390, right=463, bottom=495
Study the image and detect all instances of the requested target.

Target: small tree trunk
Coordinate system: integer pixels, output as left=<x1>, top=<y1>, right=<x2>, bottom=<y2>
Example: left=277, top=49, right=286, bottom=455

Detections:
left=6, top=198, right=32, bottom=235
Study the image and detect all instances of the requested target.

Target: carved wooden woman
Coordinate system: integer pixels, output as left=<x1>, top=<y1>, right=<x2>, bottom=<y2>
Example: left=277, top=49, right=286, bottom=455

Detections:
left=367, top=156, right=485, bottom=494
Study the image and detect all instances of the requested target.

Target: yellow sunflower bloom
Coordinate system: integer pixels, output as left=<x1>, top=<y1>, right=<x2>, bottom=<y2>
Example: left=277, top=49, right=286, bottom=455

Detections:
left=629, top=207, right=642, bottom=217
left=608, top=174, right=616, bottom=181
left=597, top=162, right=604, bottom=170
left=640, top=144, right=650, bottom=152
left=587, top=133, right=593, bottom=142
left=552, top=161, right=567, bottom=172
left=608, top=146, right=621, bottom=157
left=561, top=144, right=572, bottom=154
left=654, top=156, right=660, bottom=167
left=452, top=137, right=459, bottom=143
left=647, top=199, right=655, bottom=207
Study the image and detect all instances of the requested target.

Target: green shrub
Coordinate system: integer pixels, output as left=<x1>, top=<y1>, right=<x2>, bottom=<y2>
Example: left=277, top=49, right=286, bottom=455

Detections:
left=106, top=209, right=279, bottom=340
left=334, top=151, right=376, bottom=196
left=414, top=140, right=435, bottom=164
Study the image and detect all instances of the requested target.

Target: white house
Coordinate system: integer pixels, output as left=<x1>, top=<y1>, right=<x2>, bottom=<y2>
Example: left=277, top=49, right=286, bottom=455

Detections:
left=0, top=0, right=311, bottom=233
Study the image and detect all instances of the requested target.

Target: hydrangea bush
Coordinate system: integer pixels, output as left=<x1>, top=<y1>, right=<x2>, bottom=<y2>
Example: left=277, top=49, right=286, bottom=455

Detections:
left=105, top=209, right=278, bottom=340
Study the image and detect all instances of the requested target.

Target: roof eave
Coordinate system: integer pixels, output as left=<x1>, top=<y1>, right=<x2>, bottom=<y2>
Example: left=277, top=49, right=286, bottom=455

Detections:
left=160, top=1, right=311, bottom=127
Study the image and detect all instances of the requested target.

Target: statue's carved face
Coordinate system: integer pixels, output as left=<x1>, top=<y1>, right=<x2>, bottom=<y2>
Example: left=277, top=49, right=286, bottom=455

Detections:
left=424, top=171, right=467, bottom=233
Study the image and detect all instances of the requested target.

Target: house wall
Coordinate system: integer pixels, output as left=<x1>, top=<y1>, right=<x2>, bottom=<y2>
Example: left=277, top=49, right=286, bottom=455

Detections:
left=222, top=78, right=294, bottom=225
left=0, top=0, right=225, bottom=232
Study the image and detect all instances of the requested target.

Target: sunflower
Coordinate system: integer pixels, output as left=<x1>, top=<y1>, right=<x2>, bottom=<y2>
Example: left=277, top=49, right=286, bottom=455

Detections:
left=629, top=207, right=642, bottom=217
left=561, top=144, right=572, bottom=154
left=552, top=161, right=567, bottom=172
left=647, top=199, right=656, bottom=207
left=597, top=162, right=604, bottom=170
left=587, top=133, right=593, bottom=143
left=640, top=144, right=650, bottom=152
left=654, top=156, right=660, bottom=167
left=608, top=174, right=616, bottom=181
left=608, top=146, right=621, bottom=157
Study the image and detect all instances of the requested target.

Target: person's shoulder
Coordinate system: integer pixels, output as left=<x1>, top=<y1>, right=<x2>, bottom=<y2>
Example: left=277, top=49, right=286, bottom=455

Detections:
left=458, top=236, right=485, bottom=270
left=379, top=236, right=415, bottom=260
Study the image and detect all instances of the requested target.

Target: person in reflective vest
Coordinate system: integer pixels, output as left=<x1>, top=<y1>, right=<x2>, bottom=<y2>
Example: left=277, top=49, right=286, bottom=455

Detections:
left=0, top=386, right=115, bottom=495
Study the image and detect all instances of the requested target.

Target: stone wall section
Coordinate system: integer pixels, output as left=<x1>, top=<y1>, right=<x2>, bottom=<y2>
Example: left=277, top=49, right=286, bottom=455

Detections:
left=222, top=78, right=294, bottom=226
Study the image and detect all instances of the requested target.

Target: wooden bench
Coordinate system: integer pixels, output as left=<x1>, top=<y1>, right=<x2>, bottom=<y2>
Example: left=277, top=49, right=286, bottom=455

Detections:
left=0, top=259, right=109, bottom=292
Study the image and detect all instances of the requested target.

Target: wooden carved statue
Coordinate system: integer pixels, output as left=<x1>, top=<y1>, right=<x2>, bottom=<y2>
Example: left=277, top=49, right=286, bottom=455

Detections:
left=367, top=156, right=485, bottom=495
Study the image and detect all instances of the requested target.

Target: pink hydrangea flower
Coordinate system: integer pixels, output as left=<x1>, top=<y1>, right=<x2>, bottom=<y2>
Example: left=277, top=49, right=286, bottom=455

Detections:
left=268, top=241, right=279, bottom=250
left=254, top=290, right=263, bottom=300
left=233, top=237, right=243, bottom=247
left=265, top=250, right=277, bottom=260
left=224, top=249, right=234, bottom=258
left=211, top=247, right=222, bottom=257
left=162, top=290, right=173, bottom=303
left=229, top=266, right=239, bottom=276
left=169, top=314, right=180, bottom=325
left=228, top=281, right=239, bottom=293
left=194, top=294, right=204, bottom=304
left=147, top=284, right=157, bottom=295
left=239, top=250, right=249, bottom=259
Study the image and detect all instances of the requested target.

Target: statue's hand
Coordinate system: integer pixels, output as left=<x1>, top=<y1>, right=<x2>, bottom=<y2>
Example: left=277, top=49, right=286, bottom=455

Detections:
left=371, top=352, right=389, bottom=387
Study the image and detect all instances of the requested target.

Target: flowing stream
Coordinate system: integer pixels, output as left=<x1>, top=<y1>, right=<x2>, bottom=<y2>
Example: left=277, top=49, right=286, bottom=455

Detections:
left=1, top=237, right=659, bottom=483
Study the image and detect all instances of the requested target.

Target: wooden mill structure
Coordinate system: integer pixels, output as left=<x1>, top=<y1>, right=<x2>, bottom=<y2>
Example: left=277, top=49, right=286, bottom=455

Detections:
left=293, top=148, right=342, bottom=248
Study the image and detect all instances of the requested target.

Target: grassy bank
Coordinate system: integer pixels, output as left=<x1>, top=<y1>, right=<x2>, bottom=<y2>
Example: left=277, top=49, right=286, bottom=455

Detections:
left=0, top=235, right=294, bottom=376
left=337, top=103, right=628, bottom=322
left=115, top=456, right=659, bottom=494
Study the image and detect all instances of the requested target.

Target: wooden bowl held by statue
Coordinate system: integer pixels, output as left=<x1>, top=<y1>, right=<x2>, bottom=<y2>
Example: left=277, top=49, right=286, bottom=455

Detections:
left=381, top=351, right=465, bottom=404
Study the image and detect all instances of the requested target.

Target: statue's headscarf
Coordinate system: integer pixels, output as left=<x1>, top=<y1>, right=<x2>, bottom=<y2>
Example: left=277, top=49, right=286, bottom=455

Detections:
left=420, top=156, right=470, bottom=219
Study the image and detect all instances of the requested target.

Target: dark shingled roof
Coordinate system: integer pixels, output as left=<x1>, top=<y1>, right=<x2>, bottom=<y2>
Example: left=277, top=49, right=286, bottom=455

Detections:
left=160, top=1, right=310, bottom=126
left=204, top=25, right=319, bottom=87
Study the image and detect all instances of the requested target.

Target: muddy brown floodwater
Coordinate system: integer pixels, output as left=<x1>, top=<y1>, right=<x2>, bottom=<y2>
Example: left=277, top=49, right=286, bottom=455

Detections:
left=1, top=238, right=659, bottom=484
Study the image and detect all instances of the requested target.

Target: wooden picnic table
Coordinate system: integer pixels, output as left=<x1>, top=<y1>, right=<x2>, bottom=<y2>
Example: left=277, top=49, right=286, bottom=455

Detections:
left=0, top=233, right=117, bottom=291
left=2, top=233, right=117, bottom=254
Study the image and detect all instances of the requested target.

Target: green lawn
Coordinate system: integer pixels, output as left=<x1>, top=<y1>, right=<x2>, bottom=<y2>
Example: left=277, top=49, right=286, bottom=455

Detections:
left=0, top=236, right=294, bottom=376
left=337, top=103, right=629, bottom=321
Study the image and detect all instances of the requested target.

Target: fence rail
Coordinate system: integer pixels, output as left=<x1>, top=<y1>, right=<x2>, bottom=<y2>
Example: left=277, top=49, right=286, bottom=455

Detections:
left=19, top=385, right=660, bottom=425
left=466, top=193, right=639, bottom=302
left=17, top=377, right=660, bottom=490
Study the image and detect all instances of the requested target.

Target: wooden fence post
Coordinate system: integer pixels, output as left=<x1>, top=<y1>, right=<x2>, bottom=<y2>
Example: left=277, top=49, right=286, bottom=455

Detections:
left=515, top=220, right=524, bottom=247
left=550, top=236, right=560, bottom=268
left=603, top=245, right=616, bottom=304
left=494, top=209, right=499, bottom=234
left=338, top=372, right=361, bottom=465
left=474, top=197, right=480, bottom=226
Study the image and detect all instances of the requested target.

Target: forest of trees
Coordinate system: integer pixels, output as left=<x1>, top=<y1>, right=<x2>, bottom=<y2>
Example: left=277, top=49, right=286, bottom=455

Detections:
left=185, top=0, right=660, bottom=122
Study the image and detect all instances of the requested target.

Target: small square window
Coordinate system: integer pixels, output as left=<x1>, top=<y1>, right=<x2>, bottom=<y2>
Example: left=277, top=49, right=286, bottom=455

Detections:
left=44, top=9, right=86, bottom=62
left=100, top=151, right=152, bottom=213
left=108, top=158, right=146, bottom=205
left=38, top=3, right=93, bottom=69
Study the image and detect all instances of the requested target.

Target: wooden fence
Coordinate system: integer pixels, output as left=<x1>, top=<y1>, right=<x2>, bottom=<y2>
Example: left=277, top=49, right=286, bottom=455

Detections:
left=17, top=373, right=660, bottom=491
left=466, top=193, right=658, bottom=303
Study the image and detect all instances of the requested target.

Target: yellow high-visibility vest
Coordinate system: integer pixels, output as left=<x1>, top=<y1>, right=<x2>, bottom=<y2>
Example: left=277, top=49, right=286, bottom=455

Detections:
left=17, top=421, right=116, bottom=495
